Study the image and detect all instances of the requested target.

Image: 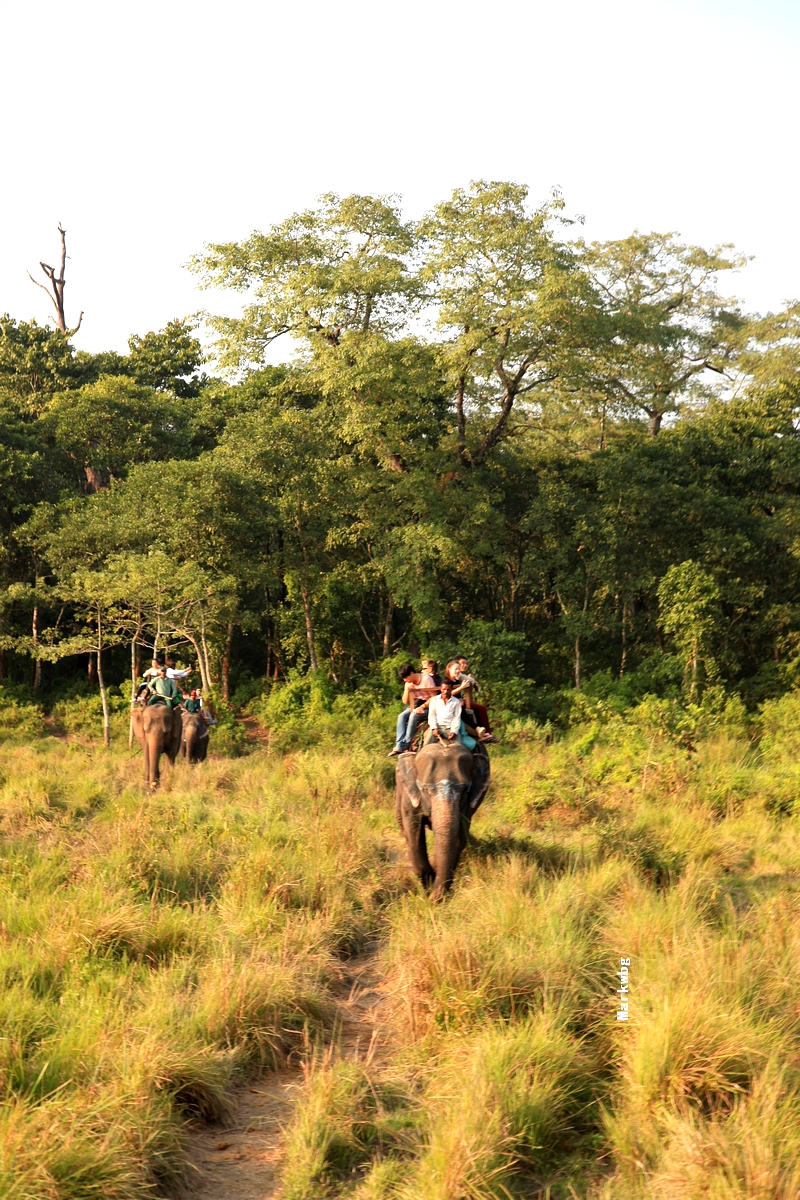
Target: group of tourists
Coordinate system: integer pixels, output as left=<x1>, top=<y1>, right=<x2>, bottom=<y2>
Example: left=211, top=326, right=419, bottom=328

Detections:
left=134, top=657, right=214, bottom=723
left=387, top=656, right=498, bottom=757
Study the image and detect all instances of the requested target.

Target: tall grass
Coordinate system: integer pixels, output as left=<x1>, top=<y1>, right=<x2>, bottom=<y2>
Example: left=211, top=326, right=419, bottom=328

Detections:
left=4, top=689, right=800, bottom=1196
left=0, top=735, right=398, bottom=1197
left=276, top=689, right=800, bottom=1199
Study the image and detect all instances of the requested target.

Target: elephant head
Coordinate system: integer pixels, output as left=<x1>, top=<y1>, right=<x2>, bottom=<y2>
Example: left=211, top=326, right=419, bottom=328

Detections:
left=395, top=740, right=490, bottom=899
left=180, top=710, right=209, bottom=765
left=131, top=704, right=182, bottom=787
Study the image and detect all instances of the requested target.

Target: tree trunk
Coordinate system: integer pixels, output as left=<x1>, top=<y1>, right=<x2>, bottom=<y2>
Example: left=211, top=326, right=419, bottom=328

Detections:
left=129, top=628, right=141, bottom=750
left=574, top=636, right=582, bottom=690
left=456, top=373, right=467, bottom=461
left=619, top=602, right=628, bottom=678
left=382, top=598, right=394, bottom=658
left=97, top=636, right=110, bottom=747
left=222, top=621, right=234, bottom=700
left=297, top=529, right=318, bottom=672
left=84, top=465, right=110, bottom=493
left=88, top=651, right=97, bottom=686
left=649, top=409, right=664, bottom=436
left=200, top=610, right=214, bottom=688
left=302, top=583, right=318, bottom=671
left=32, top=604, right=42, bottom=695
left=187, top=635, right=211, bottom=694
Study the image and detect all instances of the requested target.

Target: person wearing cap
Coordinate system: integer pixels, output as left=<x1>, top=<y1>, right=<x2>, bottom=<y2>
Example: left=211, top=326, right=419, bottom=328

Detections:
left=147, top=665, right=181, bottom=709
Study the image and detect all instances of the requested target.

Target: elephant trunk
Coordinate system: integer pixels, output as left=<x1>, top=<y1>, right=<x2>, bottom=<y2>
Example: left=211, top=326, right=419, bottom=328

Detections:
left=430, top=782, right=468, bottom=899
left=148, top=734, right=161, bottom=787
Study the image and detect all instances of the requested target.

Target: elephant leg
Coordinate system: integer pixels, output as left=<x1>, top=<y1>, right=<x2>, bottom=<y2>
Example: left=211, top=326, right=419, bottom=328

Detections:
left=403, top=804, right=434, bottom=886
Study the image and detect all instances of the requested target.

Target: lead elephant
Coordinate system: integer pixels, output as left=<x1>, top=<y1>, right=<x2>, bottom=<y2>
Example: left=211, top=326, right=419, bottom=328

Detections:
left=180, top=710, right=209, bottom=765
left=131, top=703, right=182, bottom=788
left=395, top=740, right=490, bottom=899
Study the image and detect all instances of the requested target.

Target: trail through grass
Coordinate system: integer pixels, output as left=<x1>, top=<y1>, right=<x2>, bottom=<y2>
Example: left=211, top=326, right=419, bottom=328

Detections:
left=3, top=694, right=800, bottom=1197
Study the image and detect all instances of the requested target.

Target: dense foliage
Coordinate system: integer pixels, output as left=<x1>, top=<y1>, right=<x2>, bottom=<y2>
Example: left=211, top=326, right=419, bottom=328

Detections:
left=3, top=182, right=800, bottom=719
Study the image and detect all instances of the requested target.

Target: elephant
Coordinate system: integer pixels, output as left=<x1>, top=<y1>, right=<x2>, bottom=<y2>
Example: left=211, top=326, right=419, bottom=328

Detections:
left=180, top=710, right=209, bottom=765
left=131, top=703, right=182, bottom=788
left=395, top=739, right=491, bottom=899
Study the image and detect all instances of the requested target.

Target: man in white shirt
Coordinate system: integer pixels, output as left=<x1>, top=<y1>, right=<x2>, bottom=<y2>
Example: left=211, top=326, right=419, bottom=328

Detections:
left=428, top=681, right=463, bottom=744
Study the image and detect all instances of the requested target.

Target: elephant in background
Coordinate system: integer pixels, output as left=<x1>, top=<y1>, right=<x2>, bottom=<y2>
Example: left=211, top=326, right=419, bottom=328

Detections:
left=180, top=710, right=209, bottom=765
left=131, top=704, right=182, bottom=788
left=395, top=740, right=490, bottom=899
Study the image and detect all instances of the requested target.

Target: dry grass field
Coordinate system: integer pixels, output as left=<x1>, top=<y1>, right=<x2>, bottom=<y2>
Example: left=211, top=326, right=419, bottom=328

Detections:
left=2, top=691, right=800, bottom=1198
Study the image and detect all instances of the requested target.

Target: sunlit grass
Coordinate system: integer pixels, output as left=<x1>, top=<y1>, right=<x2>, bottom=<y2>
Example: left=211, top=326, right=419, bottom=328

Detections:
left=3, top=691, right=800, bottom=1196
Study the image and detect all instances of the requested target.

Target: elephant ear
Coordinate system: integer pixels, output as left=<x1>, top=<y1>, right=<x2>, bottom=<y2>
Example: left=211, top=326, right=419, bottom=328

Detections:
left=169, top=710, right=183, bottom=756
left=131, top=707, right=145, bottom=748
left=465, top=748, right=491, bottom=813
left=396, top=753, right=424, bottom=809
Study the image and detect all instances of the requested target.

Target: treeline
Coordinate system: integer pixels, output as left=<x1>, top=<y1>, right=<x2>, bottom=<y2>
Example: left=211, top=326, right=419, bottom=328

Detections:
left=1, top=181, right=800, bottom=718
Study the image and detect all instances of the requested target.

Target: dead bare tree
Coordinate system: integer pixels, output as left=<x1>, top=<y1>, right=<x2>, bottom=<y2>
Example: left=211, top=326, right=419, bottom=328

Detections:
left=28, top=223, right=83, bottom=335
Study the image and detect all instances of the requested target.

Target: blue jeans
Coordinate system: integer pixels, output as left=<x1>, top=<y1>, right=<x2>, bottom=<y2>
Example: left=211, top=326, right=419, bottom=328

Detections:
left=394, top=706, right=425, bottom=751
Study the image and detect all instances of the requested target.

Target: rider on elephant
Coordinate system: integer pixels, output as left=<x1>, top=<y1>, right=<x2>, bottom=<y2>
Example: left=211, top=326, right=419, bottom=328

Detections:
left=147, top=666, right=181, bottom=709
left=427, top=680, right=478, bottom=750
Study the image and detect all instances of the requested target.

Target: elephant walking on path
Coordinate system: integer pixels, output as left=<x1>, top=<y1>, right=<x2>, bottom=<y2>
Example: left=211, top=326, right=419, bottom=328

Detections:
left=180, top=710, right=209, bottom=764
left=131, top=704, right=182, bottom=788
left=395, top=740, right=490, bottom=900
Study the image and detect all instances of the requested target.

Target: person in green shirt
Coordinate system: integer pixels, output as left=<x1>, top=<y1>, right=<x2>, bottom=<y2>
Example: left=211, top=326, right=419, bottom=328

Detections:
left=184, top=690, right=202, bottom=714
left=147, top=666, right=181, bottom=709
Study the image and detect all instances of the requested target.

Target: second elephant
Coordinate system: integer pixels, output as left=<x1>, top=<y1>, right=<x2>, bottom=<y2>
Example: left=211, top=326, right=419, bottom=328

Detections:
left=180, top=710, right=209, bottom=764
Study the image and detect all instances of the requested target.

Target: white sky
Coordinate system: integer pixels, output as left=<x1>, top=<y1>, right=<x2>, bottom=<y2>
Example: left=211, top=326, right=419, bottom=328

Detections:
left=1, top=0, right=798, bottom=355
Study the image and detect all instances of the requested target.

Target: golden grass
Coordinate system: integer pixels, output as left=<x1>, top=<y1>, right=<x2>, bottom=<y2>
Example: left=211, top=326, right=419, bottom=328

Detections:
left=4, top=693, right=800, bottom=1196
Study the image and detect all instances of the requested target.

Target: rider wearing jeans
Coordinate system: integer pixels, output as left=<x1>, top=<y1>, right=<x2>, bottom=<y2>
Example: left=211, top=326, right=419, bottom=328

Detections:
left=388, top=662, right=438, bottom=757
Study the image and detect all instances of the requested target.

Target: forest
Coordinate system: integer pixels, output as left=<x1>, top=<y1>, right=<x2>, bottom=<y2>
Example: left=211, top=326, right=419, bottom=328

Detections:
left=3, top=180, right=800, bottom=729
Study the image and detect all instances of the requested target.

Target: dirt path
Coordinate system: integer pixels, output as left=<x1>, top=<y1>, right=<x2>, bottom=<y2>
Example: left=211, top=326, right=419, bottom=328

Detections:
left=182, top=945, right=392, bottom=1199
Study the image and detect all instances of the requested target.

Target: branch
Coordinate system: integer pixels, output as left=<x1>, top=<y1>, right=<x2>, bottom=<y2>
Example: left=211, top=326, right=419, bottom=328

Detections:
left=27, top=271, right=62, bottom=320
left=58, top=223, right=67, bottom=284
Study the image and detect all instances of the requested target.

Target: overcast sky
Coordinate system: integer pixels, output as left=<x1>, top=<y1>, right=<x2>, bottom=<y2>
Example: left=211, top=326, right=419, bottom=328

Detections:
left=1, top=0, right=798, bottom=355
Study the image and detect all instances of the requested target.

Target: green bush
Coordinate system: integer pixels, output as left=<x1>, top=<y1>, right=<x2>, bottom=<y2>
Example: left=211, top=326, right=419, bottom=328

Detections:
left=0, top=687, right=46, bottom=742
left=52, top=691, right=128, bottom=740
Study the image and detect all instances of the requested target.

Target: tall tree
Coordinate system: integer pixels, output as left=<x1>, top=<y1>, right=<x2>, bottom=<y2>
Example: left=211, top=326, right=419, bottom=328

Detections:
left=580, top=232, right=745, bottom=434
left=419, top=181, right=600, bottom=465
left=28, top=224, right=83, bottom=335
left=190, top=193, right=418, bottom=370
